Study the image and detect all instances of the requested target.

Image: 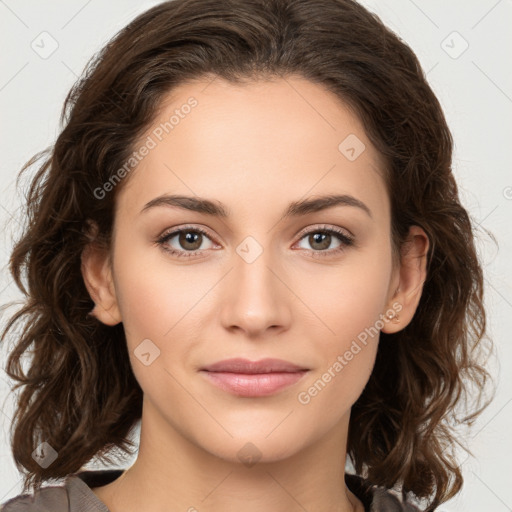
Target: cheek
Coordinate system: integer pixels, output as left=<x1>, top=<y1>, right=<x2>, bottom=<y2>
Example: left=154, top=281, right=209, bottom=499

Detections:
left=111, top=246, right=219, bottom=393
left=112, top=256, right=208, bottom=403
left=112, top=248, right=207, bottom=341
left=292, top=249, right=392, bottom=408
left=294, top=288, right=384, bottom=425
left=295, top=245, right=392, bottom=345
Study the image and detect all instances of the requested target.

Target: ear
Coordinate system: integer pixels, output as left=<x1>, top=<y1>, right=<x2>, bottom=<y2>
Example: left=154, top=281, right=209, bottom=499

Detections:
left=381, top=225, right=429, bottom=334
left=80, top=220, right=122, bottom=326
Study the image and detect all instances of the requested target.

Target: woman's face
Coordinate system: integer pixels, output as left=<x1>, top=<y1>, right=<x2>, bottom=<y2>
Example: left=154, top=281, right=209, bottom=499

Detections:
left=90, top=76, right=405, bottom=464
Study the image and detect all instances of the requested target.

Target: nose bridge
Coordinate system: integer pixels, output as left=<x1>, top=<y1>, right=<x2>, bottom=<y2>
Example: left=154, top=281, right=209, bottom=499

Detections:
left=235, top=235, right=274, bottom=294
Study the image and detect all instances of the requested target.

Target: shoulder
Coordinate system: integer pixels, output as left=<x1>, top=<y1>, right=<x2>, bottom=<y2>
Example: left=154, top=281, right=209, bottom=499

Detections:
left=0, top=469, right=121, bottom=512
left=0, top=484, right=68, bottom=512
left=346, top=474, right=423, bottom=512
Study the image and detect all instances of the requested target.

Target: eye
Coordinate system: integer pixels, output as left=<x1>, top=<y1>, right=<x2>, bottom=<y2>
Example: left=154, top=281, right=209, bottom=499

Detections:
left=156, top=226, right=217, bottom=258
left=294, top=225, right=354, bottom=257
left=155, top=224, right=355, bottom=259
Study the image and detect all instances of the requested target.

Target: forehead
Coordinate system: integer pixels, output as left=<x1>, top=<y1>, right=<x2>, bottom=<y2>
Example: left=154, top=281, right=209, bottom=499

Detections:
left=116, top=76, right=390, bottom=224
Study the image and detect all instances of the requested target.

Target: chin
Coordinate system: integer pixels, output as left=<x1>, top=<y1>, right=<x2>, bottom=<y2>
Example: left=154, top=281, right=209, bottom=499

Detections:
left=192, top=426, right=312, bottom=466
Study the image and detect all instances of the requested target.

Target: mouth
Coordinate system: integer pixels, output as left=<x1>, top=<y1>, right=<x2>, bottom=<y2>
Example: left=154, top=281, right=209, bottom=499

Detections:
left=199, top=358, right=309, bottom=397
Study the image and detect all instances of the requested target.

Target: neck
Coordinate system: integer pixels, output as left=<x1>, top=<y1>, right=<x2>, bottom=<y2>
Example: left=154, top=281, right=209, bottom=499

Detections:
left=92, top=398, right=362, bottom=512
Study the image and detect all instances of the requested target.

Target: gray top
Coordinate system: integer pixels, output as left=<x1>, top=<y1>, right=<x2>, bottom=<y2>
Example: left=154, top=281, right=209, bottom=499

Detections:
left=0, top=470, right=421, bottom=511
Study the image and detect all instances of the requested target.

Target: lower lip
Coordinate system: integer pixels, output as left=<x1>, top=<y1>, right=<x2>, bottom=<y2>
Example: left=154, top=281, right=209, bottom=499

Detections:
left=200, top=370, right=308, bottom=397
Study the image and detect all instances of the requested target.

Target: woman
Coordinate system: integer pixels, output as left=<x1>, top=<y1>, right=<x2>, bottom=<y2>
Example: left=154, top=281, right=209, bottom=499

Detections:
left=0, top=0, right=492, bottom=511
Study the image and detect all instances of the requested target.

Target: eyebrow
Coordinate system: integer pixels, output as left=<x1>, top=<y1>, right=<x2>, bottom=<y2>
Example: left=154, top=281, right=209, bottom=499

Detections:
left=140, top=193, right=372, bottom=219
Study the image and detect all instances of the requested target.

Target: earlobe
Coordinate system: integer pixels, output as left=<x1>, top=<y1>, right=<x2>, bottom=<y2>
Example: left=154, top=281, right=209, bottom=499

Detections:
left=81, top=221, right=122, bottom=326
left=381, top=225, right=430, bottom=334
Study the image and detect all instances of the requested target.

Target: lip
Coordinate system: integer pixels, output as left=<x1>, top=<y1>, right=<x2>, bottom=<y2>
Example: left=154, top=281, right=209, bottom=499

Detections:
left=200, top=357, right=308, bottom=373
left=199, top=358, right=309, bottom=397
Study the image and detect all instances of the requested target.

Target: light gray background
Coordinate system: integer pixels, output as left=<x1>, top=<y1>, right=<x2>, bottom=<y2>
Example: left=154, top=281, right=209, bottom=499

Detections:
left=0, top=1, right=511, bottom=511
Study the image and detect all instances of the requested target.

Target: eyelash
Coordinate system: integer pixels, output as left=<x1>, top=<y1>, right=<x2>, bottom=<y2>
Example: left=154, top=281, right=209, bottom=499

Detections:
left=155, top=224, right=355, bottom=259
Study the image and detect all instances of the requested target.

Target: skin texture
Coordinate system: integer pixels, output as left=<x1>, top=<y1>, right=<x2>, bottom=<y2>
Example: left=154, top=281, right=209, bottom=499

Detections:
left=81, top=76, right=429, bottom=512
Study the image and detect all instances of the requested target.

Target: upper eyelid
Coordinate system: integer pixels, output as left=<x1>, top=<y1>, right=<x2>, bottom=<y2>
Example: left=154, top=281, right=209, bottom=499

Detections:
left=159, top=224, right=218, bottom=243
left=295, top=224, right=353, bottom=239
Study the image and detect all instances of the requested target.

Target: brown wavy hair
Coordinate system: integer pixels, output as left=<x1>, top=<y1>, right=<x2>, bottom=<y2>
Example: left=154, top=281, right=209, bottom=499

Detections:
left=1, top=0, right=494, bottom=509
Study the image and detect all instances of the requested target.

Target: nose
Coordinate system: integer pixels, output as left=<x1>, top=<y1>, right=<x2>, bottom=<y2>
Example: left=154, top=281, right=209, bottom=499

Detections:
left=218, top=240, right=292, bottom=338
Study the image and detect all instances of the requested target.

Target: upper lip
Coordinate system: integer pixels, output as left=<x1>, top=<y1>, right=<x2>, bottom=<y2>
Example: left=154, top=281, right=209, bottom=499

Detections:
left=200, top=358, right=308, bottom=374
